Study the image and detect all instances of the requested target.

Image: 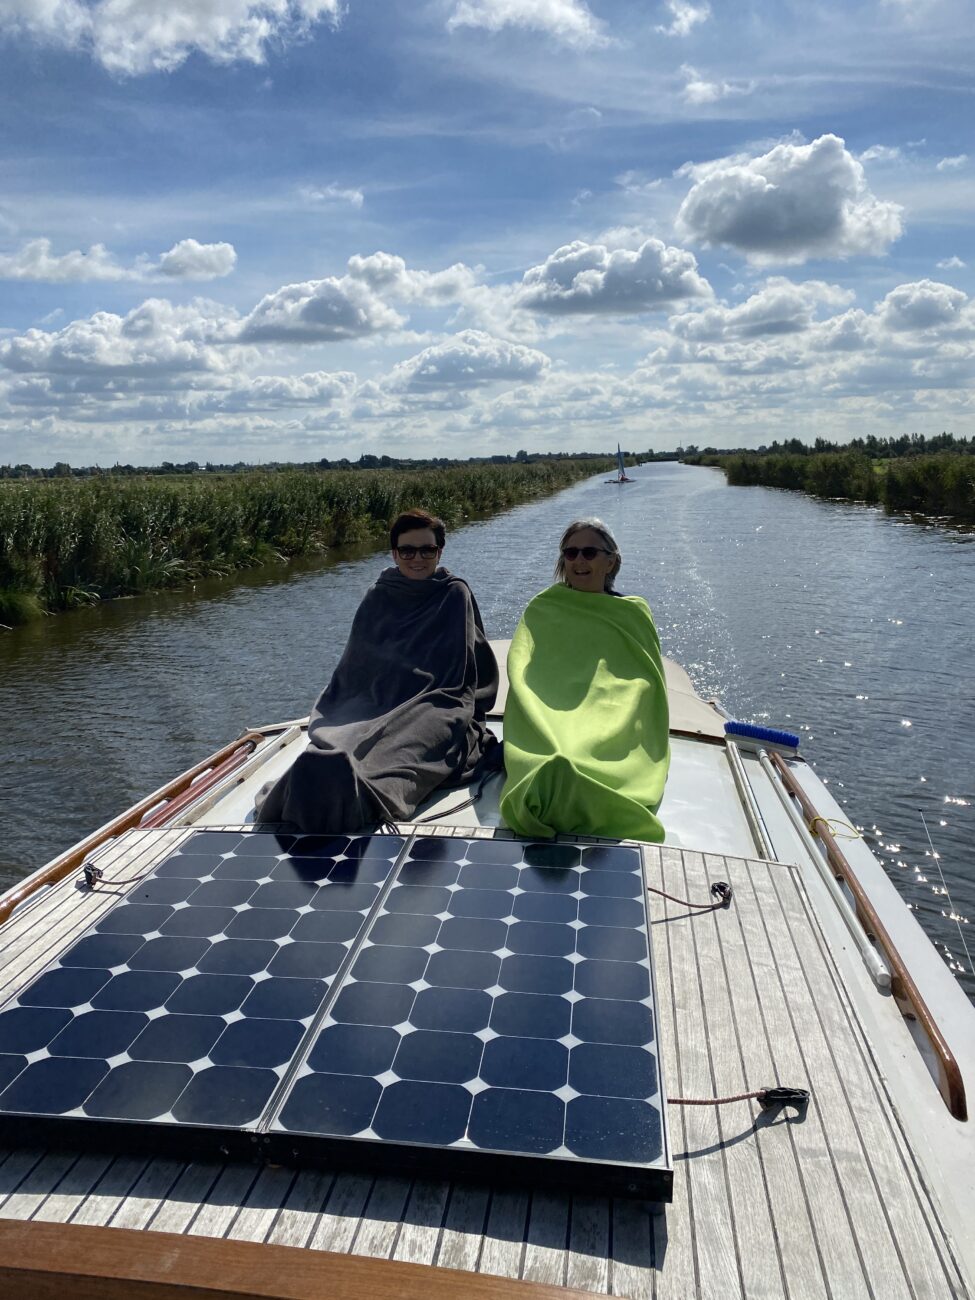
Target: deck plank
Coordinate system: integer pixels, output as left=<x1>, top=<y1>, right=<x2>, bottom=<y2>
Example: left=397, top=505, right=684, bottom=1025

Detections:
left=681, top=850, right=784, bottom=1300
left=742, top=857, right=874, bottom=1300
left=0, top=1151, right=76, bottom=1221
left=436, top=1182, right=491, bottom=1273
left=766, top=860, right=964, bottom=1299
left=265, top=1168, right=335, bottom=1249
left=187, top=1162, right=262, bottom=1239
left=30, top=1153, right=116, bottom=1225
left=392, top=1178, right=451, bottom=1266
left=224, top=1164, right=296, bottom=1244
left=307, top=1172, right=373, bottom=1254
left=759, top=856, right=942, bottom=1298
left=645, top=845, right=701, bottom=1300
left=522, top=1191, right=569, bottom=1288
left=350, top=1173, right=412, bottom=1259
left=145, top=1160, right=224, bottom=1234
left=566, top=1195, right=610, bottom=1294
left=609, top=1198, right=655, bottom=1300
left=658, top=845, right=742, bottom=1300
left=68, top=1155, right=150, bottom=1227
left=107, top=1158, right=186, bottom=1232
left=478, top=1187, right=529, bottom=1280
left=701, top=853, right=825, bottom=1300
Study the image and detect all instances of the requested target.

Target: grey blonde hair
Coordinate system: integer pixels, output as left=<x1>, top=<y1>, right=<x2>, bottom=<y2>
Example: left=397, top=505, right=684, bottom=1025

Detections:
left=554, top=517, right=622, bottom=592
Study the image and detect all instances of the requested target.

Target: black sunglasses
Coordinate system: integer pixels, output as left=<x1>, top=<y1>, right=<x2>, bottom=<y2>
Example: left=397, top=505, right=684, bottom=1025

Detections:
left=396, top=545, right=440, bottom=559
left=562, top=546, right=611, bottom=561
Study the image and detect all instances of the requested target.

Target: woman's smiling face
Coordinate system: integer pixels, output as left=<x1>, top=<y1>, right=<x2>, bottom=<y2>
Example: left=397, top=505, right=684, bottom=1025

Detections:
left=562, top=527, right=616, bottom=593
left=392, top=527, right=442, bottom=580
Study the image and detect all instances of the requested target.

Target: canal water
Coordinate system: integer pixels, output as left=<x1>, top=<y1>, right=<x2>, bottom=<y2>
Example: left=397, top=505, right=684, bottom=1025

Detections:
left=1, top=463, right=972, bottom=998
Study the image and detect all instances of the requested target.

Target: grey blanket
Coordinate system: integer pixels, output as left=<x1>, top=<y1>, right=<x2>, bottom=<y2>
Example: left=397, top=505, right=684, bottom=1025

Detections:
left=257, top=567, right=499, bottom=833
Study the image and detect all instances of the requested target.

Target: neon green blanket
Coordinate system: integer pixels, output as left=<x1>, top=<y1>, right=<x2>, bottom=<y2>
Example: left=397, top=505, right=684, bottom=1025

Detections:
left=500, top=584, right=670, bottom=841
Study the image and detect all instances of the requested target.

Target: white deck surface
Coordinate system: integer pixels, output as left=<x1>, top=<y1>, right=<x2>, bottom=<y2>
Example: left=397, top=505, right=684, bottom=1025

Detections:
left=0, top=825, right=967, bottom=1298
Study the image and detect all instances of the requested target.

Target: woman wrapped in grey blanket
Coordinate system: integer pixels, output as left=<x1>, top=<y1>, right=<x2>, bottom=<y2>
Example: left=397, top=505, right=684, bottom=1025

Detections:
left=256, top=509, right=499, bottom=833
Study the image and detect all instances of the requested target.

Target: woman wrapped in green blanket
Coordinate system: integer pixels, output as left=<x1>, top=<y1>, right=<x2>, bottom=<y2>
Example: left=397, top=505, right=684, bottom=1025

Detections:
left=499, top=517, right=670, bottom=841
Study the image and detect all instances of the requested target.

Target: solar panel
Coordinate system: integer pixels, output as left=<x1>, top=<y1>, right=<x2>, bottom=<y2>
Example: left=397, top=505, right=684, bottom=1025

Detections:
left=0, top=829, right=671, bottom=1200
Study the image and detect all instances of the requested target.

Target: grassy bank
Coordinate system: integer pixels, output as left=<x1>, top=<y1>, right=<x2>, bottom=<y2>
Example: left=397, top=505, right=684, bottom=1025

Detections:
left=0, top=459, right=609, bottom=626
left=687, top=450, right=975, bottom=522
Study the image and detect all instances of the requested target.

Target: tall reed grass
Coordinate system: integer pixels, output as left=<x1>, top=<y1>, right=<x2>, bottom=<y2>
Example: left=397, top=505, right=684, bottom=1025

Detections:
left=0, top=461, right=608, bottom=625
left=694, top=450, right=974, bottom=522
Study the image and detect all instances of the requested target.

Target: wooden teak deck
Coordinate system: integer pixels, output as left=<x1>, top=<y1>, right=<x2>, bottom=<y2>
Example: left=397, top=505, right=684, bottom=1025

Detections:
left=0, top=828, right=967, bottom=1298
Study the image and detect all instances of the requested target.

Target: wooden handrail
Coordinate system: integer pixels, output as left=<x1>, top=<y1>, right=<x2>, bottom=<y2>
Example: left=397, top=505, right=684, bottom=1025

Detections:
left=139, top=742, right=259, bottom=828
left=0, top=732, right=265, bottom=927
left=0, top=1218, right=594, bottom=1300
left=770, top=751, right=967, bottom=1122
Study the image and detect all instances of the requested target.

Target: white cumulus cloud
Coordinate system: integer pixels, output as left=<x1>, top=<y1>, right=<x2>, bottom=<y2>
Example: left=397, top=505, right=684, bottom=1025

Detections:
left=670, top=278, right=854, bottom=341
left=345, top=252, right=480, bottom=304
left=239, top=276, right=404, bottom=343
left=516, top=237, right=711, bottom=315
left=447, top=0, right=608, bottom=48
left=878, top=280, right=968, bottom=331
left=676, top=134, right=904, bottom=264
left=156, top=239, right=238, bottom=280
left=386, top=330, right=550, bottom=390
left=656, top=0, right=710, bottom=36
left=0, top=238, right=134, bottom=282
left=0, top=236, right=237, bottom=282
left=0, top=0, right=343, bottom=75
left=936, top=154, right=968, bottom=171
left=0, top=299, right=241, bottom=378
left=936, top=256, right=966, bottom=270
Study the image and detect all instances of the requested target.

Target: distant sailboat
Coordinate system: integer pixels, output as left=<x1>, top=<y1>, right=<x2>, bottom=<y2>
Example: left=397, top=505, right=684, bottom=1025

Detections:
left=606, top=442, right=635, bottom=484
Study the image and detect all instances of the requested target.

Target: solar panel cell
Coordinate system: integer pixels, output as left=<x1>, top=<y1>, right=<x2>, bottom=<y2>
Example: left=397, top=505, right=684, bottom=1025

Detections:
left=85, top=1061, right=191, bottom=1120
left=489, top=991, right=570, bottom=1040
left=211, top=1017, right=304, bottom=1069
left=467, top=1087, right=565, bottom=1155
left=279, top=1072, right=381, bottom=1135
left=172, top=1065, right=278, bottom=1126
left=0, top=1006, right=73, bottom=1052
left=392, top=1029, right=483, bottom=1084
left=308, top=1023, right=399, bottom=1077
left=372, top=1079, right=471, bottom=1144
left=51, top=1010, right=149, bottom=1059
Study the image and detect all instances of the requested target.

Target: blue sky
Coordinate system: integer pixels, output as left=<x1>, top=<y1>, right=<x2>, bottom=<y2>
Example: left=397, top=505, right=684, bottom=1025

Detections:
left=0, top=0, right=972, bottom=465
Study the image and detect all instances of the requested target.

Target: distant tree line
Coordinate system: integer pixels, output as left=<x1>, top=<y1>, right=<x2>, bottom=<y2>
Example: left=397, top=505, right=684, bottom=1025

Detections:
left=684, top=431, right=972, bottom=463
left=0, top=447, right=651, bottom=480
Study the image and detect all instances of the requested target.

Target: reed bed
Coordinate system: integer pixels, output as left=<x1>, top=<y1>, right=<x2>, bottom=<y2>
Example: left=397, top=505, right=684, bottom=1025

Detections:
left=692, top=451, right=975, bottom=522
left=0, top=460, right=608, bottom=625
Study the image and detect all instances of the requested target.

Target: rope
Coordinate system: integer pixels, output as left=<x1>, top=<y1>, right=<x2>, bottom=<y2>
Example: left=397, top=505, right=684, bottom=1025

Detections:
left=808, top=815, right=861, bottom=841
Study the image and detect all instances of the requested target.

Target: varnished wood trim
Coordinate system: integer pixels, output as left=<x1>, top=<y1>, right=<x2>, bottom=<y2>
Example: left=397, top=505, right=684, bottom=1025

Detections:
left=0, top=1219, right=595, bottom=1299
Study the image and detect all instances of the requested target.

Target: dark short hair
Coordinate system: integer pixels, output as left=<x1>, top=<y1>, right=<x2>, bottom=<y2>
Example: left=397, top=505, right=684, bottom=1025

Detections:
left=390, top=508, right=446, bottom=550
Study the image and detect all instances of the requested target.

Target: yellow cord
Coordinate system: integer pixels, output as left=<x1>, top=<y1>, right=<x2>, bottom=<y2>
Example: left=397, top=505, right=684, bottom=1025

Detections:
left=808, top=816, right=862, bottom=841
